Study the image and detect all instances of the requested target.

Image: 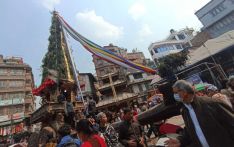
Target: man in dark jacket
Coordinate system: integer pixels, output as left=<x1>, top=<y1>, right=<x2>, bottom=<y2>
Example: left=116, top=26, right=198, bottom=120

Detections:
left=165, top=80, right=234, bottom=147
left=118, top=108, right=145, bottom=147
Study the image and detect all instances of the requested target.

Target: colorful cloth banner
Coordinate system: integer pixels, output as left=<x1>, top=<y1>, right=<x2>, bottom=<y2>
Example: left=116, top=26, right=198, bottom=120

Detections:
left=56, top=14, right=156, bottom=74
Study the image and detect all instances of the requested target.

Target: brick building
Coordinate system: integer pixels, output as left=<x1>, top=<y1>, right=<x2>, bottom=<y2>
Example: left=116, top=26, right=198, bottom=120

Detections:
left=0, top=55, right=35, bottom=139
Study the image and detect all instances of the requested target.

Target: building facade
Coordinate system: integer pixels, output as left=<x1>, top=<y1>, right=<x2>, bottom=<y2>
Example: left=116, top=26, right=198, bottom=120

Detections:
left=93, top=44, right=128, bottom=78
left=195, top=0, right=234, bottom=38
left=93, top=44, right=152, bottom=110
left=149, top=28, right=194, bottom=64
left=126, top=70, right=153, bottom=103
left=0, top=55, right=35, bottom=138
left=78, top=73, right=97, bottom=101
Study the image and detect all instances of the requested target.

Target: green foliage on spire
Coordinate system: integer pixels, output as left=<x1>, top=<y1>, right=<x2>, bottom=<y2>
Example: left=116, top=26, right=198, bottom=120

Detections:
left=41, top=11, right=66, bottom=83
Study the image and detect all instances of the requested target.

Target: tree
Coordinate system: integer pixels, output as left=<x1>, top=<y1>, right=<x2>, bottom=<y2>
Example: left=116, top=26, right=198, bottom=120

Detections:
left=41, top=11, right=73, bottom=83
left=158, top=51, right=188, bottom=78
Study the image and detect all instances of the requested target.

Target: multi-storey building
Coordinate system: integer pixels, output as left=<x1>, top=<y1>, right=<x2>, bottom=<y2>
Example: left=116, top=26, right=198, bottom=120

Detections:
left=195, top=0, right=234, bottom=38
left=78, top=73, right=97, bottom=101
left=149, top=28, right=194, bottom=64
left=126, top=50, right=146, bottom=65
left=0, top=55, right=35, bottom=138
left=93, top=44, right=135, bottom=110
left=126, top=69, right=154, bottom=103
left=93, top=44, right=154, bottom=110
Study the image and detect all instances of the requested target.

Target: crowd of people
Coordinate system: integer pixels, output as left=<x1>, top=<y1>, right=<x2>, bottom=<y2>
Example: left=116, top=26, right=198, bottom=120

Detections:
left=7, top=76, right=234, bottom=147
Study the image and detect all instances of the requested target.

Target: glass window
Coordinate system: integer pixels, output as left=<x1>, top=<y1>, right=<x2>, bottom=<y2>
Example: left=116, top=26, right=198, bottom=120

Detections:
left=153, top=48, right=158, bottom=53
left=177, top=34, right=185, bottom=40
left=176, top=45, right=182, bottom=49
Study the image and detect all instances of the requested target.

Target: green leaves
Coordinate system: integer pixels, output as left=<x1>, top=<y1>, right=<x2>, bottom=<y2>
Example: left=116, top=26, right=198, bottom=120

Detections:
left=158, top=51, right=188, bottom=78
left=41, top=13, right=65, bottom=83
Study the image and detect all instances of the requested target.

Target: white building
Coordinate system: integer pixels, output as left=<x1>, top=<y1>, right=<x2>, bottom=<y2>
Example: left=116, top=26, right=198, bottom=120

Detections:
left=149, top=28, right=194, bottom=64
left=195, top=0, right=234, bottom=38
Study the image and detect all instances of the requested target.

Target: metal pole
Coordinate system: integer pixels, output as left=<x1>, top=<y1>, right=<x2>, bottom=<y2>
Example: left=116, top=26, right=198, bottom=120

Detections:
left=205, top=63, right=218, bottom=86
left=61, top=25, right=84, bottom=104
left=218, top=64, right=228, bottom=79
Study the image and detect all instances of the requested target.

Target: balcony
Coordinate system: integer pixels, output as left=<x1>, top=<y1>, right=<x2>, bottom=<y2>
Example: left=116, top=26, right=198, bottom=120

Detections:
left=98, top=80, right=126, bottom=91
left=98, top=72, right=118, bottom=79
left=96, top=92, right=138, bottom=108
left=128, top=75, right=154, bottom=85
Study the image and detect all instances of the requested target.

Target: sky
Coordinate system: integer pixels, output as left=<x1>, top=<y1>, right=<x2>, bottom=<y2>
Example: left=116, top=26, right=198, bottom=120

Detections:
left=0, top=0, right=211, bottom=87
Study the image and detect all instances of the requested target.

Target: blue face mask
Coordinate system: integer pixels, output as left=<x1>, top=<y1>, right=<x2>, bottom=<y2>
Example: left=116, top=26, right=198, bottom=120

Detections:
left=174, top=93, right=182, bottom=102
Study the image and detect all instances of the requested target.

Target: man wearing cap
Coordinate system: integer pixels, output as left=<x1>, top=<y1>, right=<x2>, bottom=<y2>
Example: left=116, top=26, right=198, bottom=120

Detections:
left=165, top=80, right=234, bottom=147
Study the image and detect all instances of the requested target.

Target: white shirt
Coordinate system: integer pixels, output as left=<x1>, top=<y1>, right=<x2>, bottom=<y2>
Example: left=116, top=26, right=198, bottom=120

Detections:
left=184, top=103, right=210, bottom=147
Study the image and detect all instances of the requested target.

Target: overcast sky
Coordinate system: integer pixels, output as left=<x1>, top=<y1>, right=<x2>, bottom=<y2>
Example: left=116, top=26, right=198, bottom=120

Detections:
left=0, top=0, right=210, bottom=86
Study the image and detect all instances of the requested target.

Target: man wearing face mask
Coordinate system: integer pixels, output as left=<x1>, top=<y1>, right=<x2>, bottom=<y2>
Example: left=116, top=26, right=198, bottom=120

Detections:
left=165, top=80, right=234, bottom=147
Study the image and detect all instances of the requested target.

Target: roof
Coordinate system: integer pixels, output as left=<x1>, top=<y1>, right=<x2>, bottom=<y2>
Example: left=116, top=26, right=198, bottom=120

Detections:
left=187, top=30, right=234, bottom=65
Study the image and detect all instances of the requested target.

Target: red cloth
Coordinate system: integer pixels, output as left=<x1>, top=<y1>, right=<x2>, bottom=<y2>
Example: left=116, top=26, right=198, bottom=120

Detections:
left=159, top=123, right=182, bottom=134
left=81, top=135, right=107, bottom=147
left=32, top=78, right=55, bottom=96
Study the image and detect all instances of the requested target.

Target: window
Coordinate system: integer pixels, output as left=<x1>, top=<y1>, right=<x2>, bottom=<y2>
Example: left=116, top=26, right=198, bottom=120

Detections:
left=133, top=73, right=143, bottom=79
left=0, top=93, right=7, bottom=100
left=0, top=69, right=8, bottom=75
left=10, top=69, right=24, bottom=75
left=177, top=34, right=185, bottom=40
left=210, top=3, right=226, bottom=17
left=0, top=81, right=7, bottom=88
left=176, top=45, right=182, bottom=49
left=138, top=84, right=143, bottom=92
left=8, top=80, right=24, bottom=88
left=145, top=83, right=149, bottom=90
left=154, top=48, right=158, bottom=53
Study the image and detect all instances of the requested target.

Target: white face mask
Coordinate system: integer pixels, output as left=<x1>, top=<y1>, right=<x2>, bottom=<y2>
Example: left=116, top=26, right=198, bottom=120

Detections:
left=174, top=93, right=182, bottom=102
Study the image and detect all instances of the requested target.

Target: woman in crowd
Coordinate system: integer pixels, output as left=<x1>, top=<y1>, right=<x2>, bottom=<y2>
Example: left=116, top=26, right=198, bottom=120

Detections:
left=76, top=119, right=106, bottom=147
left=97, top=112, right=119, bottom=147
